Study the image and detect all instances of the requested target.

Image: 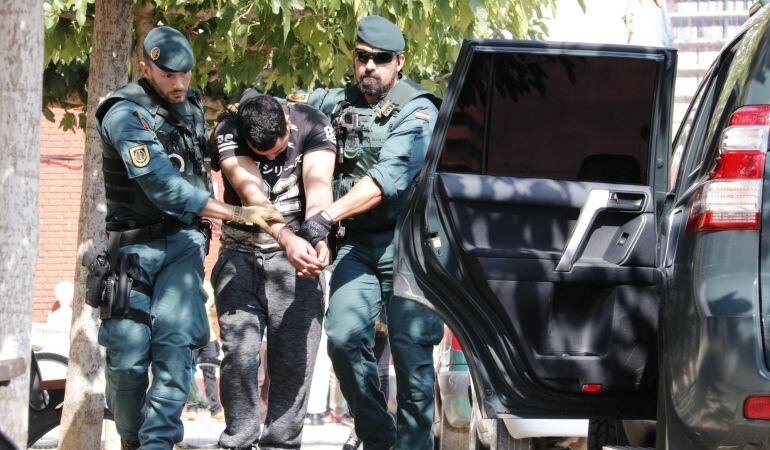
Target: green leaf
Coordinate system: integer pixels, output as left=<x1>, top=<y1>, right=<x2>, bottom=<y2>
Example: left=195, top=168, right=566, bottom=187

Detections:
left=74, top=0, right=88, bottom=26
left=281, top=0, right=292, bottom=41
left=216, top=6, right=236, bottom=35
left=44, top=3, right=60, bottom=30
left=60, top=111, right=76, bottom=131
left=42, top=106, right=55, bottom=123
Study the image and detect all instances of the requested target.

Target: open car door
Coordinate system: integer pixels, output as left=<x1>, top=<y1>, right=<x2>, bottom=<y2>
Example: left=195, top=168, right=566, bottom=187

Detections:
left=395, top=40, right=676, bottom=419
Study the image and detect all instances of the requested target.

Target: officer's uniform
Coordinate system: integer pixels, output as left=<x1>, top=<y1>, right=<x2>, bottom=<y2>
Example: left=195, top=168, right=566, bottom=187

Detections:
left=94, top=27, right=212, bottom=450
left=305, top=16, right=444, bottom=450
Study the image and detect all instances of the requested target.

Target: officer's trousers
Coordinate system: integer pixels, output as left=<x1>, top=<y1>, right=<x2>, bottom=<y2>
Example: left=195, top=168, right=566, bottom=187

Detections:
left=326, top=230, right=443, bottom=450
left=98, top=227, right=209, bottom=450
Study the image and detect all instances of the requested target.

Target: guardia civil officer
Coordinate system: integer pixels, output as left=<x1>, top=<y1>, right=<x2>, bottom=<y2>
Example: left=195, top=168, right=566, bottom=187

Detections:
left=94, top=26, right=282, bottom=450
left=295, top=16, right=444, bottom=450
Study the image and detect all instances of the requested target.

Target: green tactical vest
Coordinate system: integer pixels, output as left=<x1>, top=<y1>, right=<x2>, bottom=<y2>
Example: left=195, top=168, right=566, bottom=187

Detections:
left=311, top=79, right=440, bottom=201
left=95, top=79, right=211, bottom=225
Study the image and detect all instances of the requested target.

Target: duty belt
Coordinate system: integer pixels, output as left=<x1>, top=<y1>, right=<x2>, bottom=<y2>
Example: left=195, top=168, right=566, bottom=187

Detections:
left=117, top=220, right=183, bottom=247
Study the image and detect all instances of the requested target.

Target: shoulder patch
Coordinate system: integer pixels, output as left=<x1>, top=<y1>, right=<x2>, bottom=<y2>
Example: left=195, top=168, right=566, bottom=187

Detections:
left=129, top=144, right=151, bottom=168
left=415, top=110, right=431, bottom=122
left=287, top=92, right=309, bottom=103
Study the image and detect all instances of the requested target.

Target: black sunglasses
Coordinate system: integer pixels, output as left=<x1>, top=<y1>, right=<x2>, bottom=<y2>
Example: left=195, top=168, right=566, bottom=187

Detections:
left=354, top=49, right=397, bottom=65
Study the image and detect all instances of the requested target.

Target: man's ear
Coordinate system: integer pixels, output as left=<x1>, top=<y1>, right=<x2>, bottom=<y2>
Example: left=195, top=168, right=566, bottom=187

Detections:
left=139, top=61, right=150, bottom=78
left=396, top=54, right=405, bottom=72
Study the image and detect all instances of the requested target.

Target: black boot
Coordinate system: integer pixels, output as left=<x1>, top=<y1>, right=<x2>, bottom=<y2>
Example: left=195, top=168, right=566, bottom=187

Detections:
left=342, top=429, right=362, bottom=450
left=121, top=438, right=140, bottom=450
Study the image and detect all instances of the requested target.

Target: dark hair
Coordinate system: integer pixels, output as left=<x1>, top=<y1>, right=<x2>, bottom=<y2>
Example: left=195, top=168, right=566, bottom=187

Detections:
left=236, top=95, right=287, bottom=151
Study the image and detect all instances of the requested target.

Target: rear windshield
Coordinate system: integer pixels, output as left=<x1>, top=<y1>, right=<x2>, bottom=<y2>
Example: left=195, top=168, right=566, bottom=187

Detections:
left=440, top=51, right=659, bottom=184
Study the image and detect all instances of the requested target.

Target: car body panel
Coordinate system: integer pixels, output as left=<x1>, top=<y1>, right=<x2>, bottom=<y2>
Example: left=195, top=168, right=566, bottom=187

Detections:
left=436, top=328, right=472, bottom=429
left=500, top=418, right=588, bottom=439
left=437, top=370, right=472, bottom=428
left=658, top=5, right=770, bottom=447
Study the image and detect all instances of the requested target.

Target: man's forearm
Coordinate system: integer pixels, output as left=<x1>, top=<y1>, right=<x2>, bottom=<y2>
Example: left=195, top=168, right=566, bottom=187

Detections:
left=198, top=198, right=235, bottom=221
left=325, top=176, right=382, bottom=222
left=305, top=189, right=333, bottom=219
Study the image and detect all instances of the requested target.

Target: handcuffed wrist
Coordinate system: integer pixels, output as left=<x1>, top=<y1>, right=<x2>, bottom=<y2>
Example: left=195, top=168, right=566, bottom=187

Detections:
left=275, top=225, right=293, bottom=246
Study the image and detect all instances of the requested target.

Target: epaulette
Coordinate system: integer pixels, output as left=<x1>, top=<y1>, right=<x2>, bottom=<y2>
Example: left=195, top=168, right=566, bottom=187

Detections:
left=287, top=92, right=309, bottom=103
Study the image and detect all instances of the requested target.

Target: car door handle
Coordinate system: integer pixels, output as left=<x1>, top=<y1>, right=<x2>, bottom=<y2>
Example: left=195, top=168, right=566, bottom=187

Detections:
left=555, top=189, right=647, bottom=272
left=605, top=192, right=646, bottom=211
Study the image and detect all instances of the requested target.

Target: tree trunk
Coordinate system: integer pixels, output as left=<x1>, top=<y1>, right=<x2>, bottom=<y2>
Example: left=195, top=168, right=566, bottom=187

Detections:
left=0, top=1, right=44, bottom=448
left=131, top=1, right=156, bottom=81
left=58, top=1, right=133, bottom=449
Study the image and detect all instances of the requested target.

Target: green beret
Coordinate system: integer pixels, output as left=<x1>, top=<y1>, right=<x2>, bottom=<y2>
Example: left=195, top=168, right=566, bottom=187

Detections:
left=143, top=26, right=194, bottom=73
left=356, top=16, right=405, bottom=52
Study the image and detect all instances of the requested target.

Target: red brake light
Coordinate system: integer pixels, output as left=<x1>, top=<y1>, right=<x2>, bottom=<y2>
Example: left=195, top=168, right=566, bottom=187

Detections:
left=730, top=105, right=770, bottom=126
left=444, top=328, right=463, bottom=351
left=581, top=384, right=603, bottom=394
left=744, top=395, right=770, bottom=420
left=450, top=335, right=462, bottom=351
left=710, top=152, right=764, bottom=179
left=686, top=105, right=770, bottom=233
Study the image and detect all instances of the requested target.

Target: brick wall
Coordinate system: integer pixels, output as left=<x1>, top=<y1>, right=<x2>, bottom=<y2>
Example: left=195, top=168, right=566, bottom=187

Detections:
left=35, top=108, right=223, bottom=322
left=36, top=110, right=86, bottom=322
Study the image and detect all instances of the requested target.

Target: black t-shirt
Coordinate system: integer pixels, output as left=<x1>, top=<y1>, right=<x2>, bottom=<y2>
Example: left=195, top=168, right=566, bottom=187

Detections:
left=213, top=96, right=335, bottom=250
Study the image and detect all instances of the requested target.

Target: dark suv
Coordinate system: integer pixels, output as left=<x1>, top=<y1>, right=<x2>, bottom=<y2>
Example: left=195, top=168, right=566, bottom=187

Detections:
left=395, top=4, right=770, bottom=449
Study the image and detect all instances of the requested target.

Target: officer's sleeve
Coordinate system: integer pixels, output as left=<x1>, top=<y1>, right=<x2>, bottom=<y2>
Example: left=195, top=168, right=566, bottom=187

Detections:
left=366, top=98, right=438, bottom=202
left=306, top=88, right=329, bottom=110
left=101, top=103, right=210, bottom=223
left=307, top=88, right=345, bottom=117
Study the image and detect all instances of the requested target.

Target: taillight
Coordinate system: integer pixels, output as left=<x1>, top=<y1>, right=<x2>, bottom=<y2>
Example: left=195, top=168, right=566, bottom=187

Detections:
left=452, top=335, right=463, bottom=351
left=444, top=328, right=463, bottom=351
left=581, top=383, right=603, bottom=394
left=686, top=105, right=770, bottom=233
left=744, top=395, right=770, bottom=420
left=450, top=335, right=462, bottom=351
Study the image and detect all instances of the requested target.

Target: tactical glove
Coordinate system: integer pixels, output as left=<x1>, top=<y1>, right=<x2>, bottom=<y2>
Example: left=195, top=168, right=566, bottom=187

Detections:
left=232, top=205, right=284, bottom=234
left=296, top=211, right=334, bottom=246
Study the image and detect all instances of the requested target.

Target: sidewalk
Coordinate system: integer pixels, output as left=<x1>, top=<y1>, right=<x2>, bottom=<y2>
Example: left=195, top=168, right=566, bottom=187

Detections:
left=176, top=411, right=351, bottom=450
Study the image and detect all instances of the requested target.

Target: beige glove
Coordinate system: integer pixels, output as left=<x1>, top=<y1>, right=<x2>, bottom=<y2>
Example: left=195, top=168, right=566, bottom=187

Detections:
left=232, top=204, right=284, bottom=233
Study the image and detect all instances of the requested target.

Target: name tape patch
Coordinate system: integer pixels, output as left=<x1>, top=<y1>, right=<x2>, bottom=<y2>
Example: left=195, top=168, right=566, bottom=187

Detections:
left=415, top=110, right=431, bottom=122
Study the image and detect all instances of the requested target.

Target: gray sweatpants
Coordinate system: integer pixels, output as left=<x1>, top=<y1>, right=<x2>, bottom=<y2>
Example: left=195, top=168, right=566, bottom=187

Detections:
left=212, top=248, right=323, bottom=450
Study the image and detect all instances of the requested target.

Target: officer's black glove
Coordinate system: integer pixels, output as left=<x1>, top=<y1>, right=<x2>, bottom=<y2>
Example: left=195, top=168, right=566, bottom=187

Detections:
left=296, top=211, right=335, bottom=247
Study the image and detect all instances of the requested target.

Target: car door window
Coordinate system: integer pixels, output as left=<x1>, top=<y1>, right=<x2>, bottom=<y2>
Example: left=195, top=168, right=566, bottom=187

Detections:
left=439, top=51, right=660, bottom=184
left=676, top=42, right=739, bottom=194
left=669, top=67, right=713, bottom=191
left=487, top=53, right=657, bottom=183
left=438, top=54, right=490, bottom=174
